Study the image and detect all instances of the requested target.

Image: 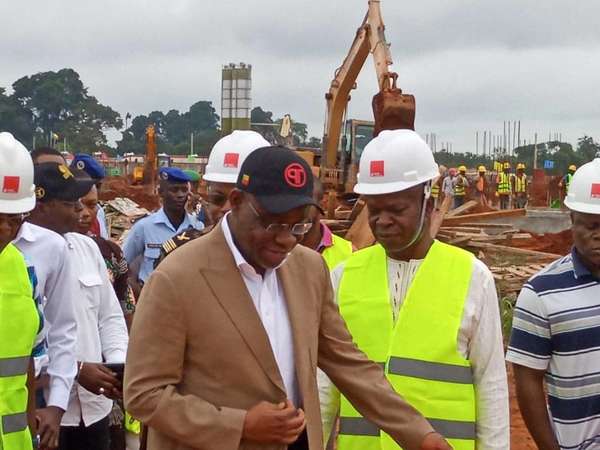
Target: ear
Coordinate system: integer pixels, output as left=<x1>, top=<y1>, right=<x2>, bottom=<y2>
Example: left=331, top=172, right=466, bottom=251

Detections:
left=229, top=189, right=244, bottom=211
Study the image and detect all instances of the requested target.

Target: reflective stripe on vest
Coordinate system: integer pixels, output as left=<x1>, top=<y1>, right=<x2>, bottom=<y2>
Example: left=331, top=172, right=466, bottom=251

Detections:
left=431, top=184, right=440, bottom=198
left=515, top=175, right=527, bottom=193
left=454, top=177, right=466, bottom=196
left=566, top=173, right=573, bottom=192
left=0, top=244, right=38, bottom=450
left=322, top=234, right=353, bottom=271
left=337, top=241, right=476, bottom=450
left=497, top=172, right=511, bottom=194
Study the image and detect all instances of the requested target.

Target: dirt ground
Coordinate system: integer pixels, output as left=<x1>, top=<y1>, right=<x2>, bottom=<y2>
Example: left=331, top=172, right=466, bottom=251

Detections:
left=508, top=365, right=537, bottom=449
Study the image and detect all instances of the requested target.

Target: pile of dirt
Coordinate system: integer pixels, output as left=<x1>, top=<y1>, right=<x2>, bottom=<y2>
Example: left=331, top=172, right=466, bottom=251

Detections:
left=510, top=229, right=572, bottom=256
left=99, top=176, right=160, bottom=211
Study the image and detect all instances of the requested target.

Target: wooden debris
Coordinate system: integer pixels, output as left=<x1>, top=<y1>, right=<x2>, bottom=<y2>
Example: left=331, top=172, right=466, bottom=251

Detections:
left=465, top=241, right=562, bottom=260
left=442, top=208, right=526, bottom=226
left=345, top=206, right=375, bottom=250
left=445, top=200, right=479, bottom=218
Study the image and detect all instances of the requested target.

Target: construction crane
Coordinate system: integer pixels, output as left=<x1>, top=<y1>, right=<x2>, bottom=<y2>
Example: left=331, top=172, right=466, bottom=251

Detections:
left=321, top=0, right=415, bottom=192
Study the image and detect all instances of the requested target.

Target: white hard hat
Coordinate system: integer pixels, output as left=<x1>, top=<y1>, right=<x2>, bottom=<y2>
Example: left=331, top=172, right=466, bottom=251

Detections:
left=0, top=132, right=35, bottom=214
left=354, top=129, right=439, bottom=195
left=204, top=130, right=270, bottom=184
left=564, top=158, right=600, bottom=214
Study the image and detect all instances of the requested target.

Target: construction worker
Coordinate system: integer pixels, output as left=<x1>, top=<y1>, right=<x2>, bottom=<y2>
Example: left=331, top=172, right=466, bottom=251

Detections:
left=123, top=167, right=203, bottom=287
left=475, top=166, right=488, bottom=207
left=154, top=130, right=269, bottom=267
left=507, top=158, right=600, bottom=450
left=430, top=166, right=445, bottom=210
left=558, top=164, right=577, bottom=198
left=453, top=165, right=469, bottom=208
left=514, top=163, right=528, bottom=209
left=496, top=162, right=513, bottom=210
left=0, top=132, right=41, bottom=450
left=70, top=154, right=109, bottom=238
left=441, top=168, right=456, bottom=209
left=322, top=130, right=509, bottom=449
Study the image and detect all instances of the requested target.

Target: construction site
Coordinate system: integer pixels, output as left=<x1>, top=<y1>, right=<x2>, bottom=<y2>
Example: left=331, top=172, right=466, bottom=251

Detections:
left=3, top=1, right=600, bottom=449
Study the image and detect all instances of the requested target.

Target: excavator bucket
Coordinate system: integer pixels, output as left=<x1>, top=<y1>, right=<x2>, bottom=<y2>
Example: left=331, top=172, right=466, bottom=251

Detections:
left=372, top=72, right=415, bottom=137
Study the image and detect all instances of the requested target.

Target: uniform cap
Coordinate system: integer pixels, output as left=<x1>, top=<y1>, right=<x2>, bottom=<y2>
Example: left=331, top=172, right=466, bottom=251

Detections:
left=70, top=154, right=106, bottom=180
left=159, top=167, right=192, bottom=183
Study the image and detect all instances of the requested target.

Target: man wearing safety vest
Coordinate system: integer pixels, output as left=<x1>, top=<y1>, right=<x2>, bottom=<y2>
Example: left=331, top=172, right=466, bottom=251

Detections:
left=0, top=132, right=40, bottom=450
left=496, top=162, right=513, bottom=210
left=514, top=163, right=528, bottom=209
left=475, top=166, right=488, bottom=207
left=321, top=130, right=509, bottom=449
left=453, top=166, right=469, bottom=209
left=300, top=177, right=353, bottom=270
left=558, top=164, right=577, bottom=198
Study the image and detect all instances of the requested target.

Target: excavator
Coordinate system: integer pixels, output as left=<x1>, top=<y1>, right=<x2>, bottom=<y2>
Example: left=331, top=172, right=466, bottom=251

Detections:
left=320, top=0, right=415, bottom=192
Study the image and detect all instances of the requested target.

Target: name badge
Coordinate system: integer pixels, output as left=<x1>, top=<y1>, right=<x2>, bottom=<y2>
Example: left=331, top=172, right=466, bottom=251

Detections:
left=146, top=243, right=162, bottom=249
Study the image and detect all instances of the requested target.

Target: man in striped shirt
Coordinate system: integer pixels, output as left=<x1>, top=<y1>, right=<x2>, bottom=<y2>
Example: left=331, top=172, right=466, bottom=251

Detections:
left=506, top=157, right=600, bottom=449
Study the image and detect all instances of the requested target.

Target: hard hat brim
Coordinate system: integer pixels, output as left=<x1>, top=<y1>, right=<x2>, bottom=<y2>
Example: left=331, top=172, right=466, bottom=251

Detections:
left=202, top=172, right=238, bottom=184
left=0, top=194, right=35, bottom=214
left=354, top=178, right=431, bottom=196
left=564, top=199, right=600, bottom=215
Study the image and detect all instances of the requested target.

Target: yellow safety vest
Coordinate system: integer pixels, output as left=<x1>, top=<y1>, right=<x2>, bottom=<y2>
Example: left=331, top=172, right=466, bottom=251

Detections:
left=431, top=184, right=440, bottom=199
left=337, top=241, right=476, bottom=450
left=566, top=173, right=574, bottom=192
left=497, top=172, right=511, bottom=195
left=515, top=175, right=527, bottom=193
left=0, top=244, right=39, bottom=450
left=322, top=234, right=353, bottom=271
left=454, top=176, right=466, bottom=197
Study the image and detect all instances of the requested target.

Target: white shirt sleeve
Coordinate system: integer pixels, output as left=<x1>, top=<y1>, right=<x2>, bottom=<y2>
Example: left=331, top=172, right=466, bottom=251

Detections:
left=466, top=259, right=510, bottom=450
left=93, top=244, right=128, bottom=363
left=43, top=240, right=78, bottom=410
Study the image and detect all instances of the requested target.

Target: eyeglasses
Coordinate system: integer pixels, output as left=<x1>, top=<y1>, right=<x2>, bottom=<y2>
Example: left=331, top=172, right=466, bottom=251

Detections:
left=0, top=212, right=30, bottom=227
left=206, top=192, right=228, bottom=208
left=247, top=200, right=313, bottom=237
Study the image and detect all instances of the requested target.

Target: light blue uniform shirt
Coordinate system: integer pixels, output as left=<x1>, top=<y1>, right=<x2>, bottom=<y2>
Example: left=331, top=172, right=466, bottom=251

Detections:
left=123, top=207, right=204, bottom=283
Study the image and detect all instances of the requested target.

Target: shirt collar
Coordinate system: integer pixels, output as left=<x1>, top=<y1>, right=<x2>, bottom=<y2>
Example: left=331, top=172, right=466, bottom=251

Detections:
left=571, top=247, right=593, bottom=279
left=152, top=207, right=191, bottom=230
left=317, top=223, right=334, bottom=253
left=13, top=221, right=36, bottom=244
left=221, top=212, right=286, bottom=277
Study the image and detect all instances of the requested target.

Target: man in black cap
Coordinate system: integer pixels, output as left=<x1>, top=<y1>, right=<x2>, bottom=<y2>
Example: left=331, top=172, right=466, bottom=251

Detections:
left=124, top=146, right=450, bottom=450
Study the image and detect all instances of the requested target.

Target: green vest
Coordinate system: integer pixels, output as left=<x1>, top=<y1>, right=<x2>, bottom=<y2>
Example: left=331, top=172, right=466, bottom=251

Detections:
left=431, top=184, right=440, bottom=198
left=0, top=244, right=39, bottom=450
left=454, top=176, right=466, bottom=196
left=497, top=172, right=511, bottom=195
left=322, top=234, right=353, bottom=271
left=337, top=241, right=476, bottom=450
left=515, top=175, right=527, bottom=193
left=566, top=173, right=574, bottom=192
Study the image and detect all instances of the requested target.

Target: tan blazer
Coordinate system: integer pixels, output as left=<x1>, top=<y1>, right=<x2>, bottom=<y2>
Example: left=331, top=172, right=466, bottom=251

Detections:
left=124, top=223, right=433, bottom=450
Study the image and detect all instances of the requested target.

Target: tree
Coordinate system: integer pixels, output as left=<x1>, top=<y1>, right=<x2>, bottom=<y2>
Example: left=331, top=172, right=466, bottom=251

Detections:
left=10, top=68, right=122, bottom=151
left=577, top=136, right=600, bottom=162
left=307, top=136, right=322, bottom=148
left=0, top=87, right=34, bottom=145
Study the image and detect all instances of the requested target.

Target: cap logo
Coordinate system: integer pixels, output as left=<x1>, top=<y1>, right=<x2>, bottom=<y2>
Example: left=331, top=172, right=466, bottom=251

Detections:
left=223, top=153, right=239, bottom=168
left=284, top=163, right=307, bottom=188
left=76, top=160, right=86, bottom=170
left=591, top=183, right=600, bottom=199
left=160, top=171, right=169, bottom=180
left=58, top=165, right=74, bottom=179
left=241, top=174, right=250, bottom=186
left=2, top=176, right=20, bottom=194
left=370, top=160, right=385, bottom=177
left=35, top=187, right=45, bottom=199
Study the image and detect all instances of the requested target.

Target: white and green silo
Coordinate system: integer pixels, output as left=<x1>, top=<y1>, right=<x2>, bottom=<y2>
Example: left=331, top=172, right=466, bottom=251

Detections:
left=221, top=63, right=252, bottom=135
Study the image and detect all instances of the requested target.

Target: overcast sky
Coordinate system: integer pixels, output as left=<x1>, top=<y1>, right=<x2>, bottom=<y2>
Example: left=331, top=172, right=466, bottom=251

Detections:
left=2, top=0, right=599, bottom=153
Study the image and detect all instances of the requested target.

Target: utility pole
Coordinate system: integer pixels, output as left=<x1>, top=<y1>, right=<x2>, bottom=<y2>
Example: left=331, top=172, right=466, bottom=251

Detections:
left=518, top=120, right=521, bottom=147
left=513, top=121, right=517, bottom=152
left=476, top=131, right=479, bottom=155
left=503, top=122, right=507, bottom=156
left=534, top=132, right=538, bottom=170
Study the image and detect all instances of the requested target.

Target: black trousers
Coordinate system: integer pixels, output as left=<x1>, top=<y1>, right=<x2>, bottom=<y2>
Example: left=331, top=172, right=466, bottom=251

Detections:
left=59, top=416, right=110, bottom=450
left=288, top=430, right=309, bottom=450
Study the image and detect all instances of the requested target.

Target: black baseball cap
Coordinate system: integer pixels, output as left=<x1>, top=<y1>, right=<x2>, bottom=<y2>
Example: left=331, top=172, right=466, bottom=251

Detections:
left=236, top=146, right=319, bottom=214
left=34, top=162, right=95, bottom=202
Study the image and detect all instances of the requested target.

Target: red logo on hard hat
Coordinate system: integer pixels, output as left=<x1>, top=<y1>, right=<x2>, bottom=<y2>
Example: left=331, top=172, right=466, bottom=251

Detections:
left=284, top=163, right=306, bottom=188
left=370, top=161, right=385, bottom=177
left=591, top=183, right=600, bottom=199
left=223, top=153, right=239, bottom=168
left=2, top=176, right=20, bottom=193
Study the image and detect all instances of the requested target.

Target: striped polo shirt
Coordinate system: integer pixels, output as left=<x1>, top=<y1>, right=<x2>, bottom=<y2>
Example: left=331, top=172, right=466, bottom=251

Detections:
left=506, top=248, right=600, bottom=449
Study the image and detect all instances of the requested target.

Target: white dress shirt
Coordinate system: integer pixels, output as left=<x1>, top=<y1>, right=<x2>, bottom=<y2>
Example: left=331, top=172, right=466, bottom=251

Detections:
left=221, top=213, right=299, bottom=407
left=13, top=222, right=78, bottom=410
left=322, top=253, right=510, bottom=449
left=62, top=233, right=129, bottom=427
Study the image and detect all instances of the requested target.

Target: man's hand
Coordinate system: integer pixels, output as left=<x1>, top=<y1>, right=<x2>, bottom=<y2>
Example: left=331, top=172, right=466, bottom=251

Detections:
left=420, top=432, right=452, bottom=450
left=36, top=406, right=64, bottom=450
left=77, top=363, right=121, bottom=399
left=242, top=400, right=306, bottom=444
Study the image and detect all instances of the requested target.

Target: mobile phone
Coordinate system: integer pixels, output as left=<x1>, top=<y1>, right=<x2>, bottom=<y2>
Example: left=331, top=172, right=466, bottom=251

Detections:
left=104, top=363, right=125, bottom=382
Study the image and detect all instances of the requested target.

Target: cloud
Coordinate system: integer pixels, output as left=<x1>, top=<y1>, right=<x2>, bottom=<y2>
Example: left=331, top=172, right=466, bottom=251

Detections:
left=1, top=0, right=599, bottom=152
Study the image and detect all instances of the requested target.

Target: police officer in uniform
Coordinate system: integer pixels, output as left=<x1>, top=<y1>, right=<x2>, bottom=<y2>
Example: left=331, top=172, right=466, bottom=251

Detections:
left=123, top=167, right=203, bottom=286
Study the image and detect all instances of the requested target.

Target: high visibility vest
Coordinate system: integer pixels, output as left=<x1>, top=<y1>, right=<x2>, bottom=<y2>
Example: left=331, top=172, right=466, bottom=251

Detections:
left=431, top=184, right=440, bottom=198
left=453, top=176, right=466, bottom=197
left=565, top=173, right=573, bottom=192
left=497, top=172, right=511, bottom=195
left=0, top=244, right=39, bottom=450
left=322, top=234, right=353, bottom=271
left=515, top=175, right=527, bottom=193
left=337, top=241, right=476, bottom=450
